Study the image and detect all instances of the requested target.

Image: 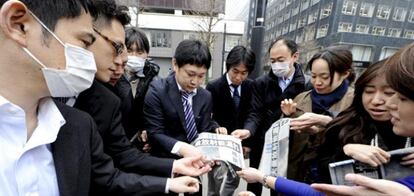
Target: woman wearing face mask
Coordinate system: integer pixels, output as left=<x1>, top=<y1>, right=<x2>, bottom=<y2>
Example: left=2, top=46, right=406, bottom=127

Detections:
left=237, top=58, right=412, bottom=196
left=280, top=46, right=355, bottom=183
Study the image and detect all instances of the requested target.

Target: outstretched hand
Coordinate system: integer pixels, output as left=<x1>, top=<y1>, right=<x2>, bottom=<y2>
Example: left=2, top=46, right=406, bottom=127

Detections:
left=169, top=176, right=200, bottom=193
left=311, top=174, right=414, bottom=196
left=173, top=155, right=212, bottom=176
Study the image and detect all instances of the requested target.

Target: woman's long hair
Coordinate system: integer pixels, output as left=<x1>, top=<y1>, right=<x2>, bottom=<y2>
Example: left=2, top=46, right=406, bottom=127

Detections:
left=325, top=59, right=387, bottom=145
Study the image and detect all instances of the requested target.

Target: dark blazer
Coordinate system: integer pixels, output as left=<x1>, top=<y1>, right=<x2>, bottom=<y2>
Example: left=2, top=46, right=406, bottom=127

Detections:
left=111, top=75, right=136, bottom=138
left=244, top=63, right=306, bottom=138
left=52, top=101, right=168, bottom=196
left=206, top=75, right=253, bottom=146
left=74, top=80, right=174, bottom=177
left=144, top=73, right=219, bottom=158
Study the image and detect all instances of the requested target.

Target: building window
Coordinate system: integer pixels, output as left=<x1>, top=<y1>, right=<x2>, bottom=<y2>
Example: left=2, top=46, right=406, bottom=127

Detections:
left=316, top=24, right=329, bottom=38
left=282, top=25, right=289, bottom=35
left=308, top=11, right=318, bottom=24
left=148, top=30, right=171, bottom=48
left=183, top=32, right=200, bottom=40
left=292, top=5, right=299, bottom=16
left=298, top=15, right=307, bottom=28
left=284, top=11, right=291, bottom=21
left=355, top=24, right=369, bottom=34
left=404, top=30, right=414, bottom=39
left=305, top=25, right=316, bottom=41
left=380, top=48, right=398, bottom=60
left=388, top=28, right=402, bottom=38
left=338, top=22, right=352, bottom=32
left=311, top=0, right=320, bottom=6
left=359, top=2, right=375, bottom=17
left=290, top=20, right=297, bottom=32
left=351, top=45, right=372, bottom=62
left=376, top=5, right=391, bottom=20
left=409, top=9, right=414, bottom=23
left=393, top=7, right=407, bottom=22
left=320, top=3, right=332, bottom=19
left=225, top=35, right=242, bottom=52
left=342, top=0, right=358, bottom=15
left=372, top=26, right=386, bottom=36
left=296, top=32, right=304, bottom=43
left=301, top=0, right=309, bottom=11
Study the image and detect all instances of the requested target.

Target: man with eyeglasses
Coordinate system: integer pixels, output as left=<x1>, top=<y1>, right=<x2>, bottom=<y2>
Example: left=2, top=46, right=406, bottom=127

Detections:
left=66, top=0, right=211, bottom=194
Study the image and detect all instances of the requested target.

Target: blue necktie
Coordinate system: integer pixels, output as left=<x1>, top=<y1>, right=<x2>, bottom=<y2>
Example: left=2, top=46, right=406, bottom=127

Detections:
left=181, top=91, right=198, bottom=142
left=231, top=84, right=240, bottom=110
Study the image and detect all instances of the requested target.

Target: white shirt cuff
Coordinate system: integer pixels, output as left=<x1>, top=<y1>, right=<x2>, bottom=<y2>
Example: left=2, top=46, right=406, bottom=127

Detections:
left=165, top=178, right=170, bottom=193
left=171, top=141, right=184, bottom=156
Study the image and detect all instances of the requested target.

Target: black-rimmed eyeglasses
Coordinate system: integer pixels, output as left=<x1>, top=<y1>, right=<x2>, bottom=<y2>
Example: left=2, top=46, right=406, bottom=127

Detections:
left=93, top=27, right=125, bottom=56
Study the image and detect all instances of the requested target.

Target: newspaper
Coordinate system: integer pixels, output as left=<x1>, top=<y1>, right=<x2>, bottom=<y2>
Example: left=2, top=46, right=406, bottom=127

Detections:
left=329, top=147, right=414, bottom=185
left=259, top=118, right=291, bottom=177
left=192, top=132, right=245, bottom=169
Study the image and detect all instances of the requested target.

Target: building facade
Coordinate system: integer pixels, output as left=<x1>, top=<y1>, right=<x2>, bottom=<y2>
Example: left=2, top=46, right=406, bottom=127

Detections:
left=264, top=0, right=414, bottom=71
left=117, top=0, right=245, bottom=81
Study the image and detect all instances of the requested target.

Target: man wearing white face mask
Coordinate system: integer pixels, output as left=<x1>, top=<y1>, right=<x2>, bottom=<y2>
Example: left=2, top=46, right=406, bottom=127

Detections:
left=0, top=0, right=191, bottom=195
left=232, top=37, right=306, bottom=196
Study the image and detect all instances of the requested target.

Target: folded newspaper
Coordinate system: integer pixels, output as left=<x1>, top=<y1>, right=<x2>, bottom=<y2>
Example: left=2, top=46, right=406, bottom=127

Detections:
left=192, top=132, right=245, bottom=169
left=329, top=147, right=414, bottom=185
left=259, top=118, right=291, bottom=177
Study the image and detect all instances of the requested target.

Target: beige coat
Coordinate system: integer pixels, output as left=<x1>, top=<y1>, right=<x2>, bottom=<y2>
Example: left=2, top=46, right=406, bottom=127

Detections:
left=287, top=88, right=354, bottom=182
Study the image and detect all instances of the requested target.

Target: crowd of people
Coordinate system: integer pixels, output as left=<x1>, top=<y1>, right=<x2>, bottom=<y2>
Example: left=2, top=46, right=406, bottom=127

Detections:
left=0, top=0, right=413, bottom=196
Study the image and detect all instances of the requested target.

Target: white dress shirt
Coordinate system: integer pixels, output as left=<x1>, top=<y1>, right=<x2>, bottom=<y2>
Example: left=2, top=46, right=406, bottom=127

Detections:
left=0, top=96, right=64, bottom=196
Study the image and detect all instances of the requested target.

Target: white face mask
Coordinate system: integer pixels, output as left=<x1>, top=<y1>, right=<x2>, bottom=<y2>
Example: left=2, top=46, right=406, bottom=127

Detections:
left=271, top=62, right=291, bottom=78
left=127, top=56, right=145, bottom=72
left=23, top=11, right=97, bottom=97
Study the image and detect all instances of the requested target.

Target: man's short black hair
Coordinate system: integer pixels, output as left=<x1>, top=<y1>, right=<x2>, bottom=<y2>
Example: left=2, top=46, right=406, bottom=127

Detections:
left=225, top=45, right=255, bottom=74
left=174, top=39, right=211, bottom=69
left=125, top=27, right=150, bottom=54
left=0, top=0, right=97, bottom=32
left=268, top=37, right=298, bottom=55
left=93, top=0, right=130, bottom=28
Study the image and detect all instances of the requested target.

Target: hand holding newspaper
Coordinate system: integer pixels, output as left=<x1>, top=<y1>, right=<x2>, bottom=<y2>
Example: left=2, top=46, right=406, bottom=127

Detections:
left=192, top=132, right=245, bottom=169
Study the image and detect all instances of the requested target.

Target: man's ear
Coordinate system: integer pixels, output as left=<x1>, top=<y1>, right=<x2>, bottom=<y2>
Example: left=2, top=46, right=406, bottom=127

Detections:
left=172, top=58, right=178, bottom=72
left=0, top=0, right=30, bottom=47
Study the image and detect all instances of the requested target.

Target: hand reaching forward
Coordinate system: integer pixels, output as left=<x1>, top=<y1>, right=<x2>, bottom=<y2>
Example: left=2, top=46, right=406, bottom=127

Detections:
left=343, top=144, right=390, bottom=167
left=311, top=174, right=414, bottom=196
left=173, top=155, right=212, bottom=176
left=231, top=129, right=251, bottom=140
left=169, top=176, right=200, bottom=194
left=281, top=98, right=297, bottom=116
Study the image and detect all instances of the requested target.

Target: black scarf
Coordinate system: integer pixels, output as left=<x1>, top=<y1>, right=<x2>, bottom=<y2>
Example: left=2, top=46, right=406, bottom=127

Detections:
left=311, top=80, right=349, bottom=116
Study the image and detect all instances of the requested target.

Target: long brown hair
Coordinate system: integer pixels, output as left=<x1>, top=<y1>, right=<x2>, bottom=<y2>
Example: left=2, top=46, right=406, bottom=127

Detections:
left=385, top=43, right=414, bottom=100
left=325, top=59, right=388, bottom=145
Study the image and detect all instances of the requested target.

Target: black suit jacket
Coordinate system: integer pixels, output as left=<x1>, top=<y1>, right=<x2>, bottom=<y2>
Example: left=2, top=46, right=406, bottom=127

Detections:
left=244, top=63, right=306, bottom=138
left=52, top=101, right=168, bottom=196
left=74, top=80, right=174, bottom=177
left=206, top=75, right=253, bottom=146
left=144, top=73, right=219, bottom=158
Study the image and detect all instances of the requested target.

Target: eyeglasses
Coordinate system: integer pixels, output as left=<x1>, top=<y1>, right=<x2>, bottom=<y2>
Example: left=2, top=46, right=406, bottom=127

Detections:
left=93, top=27, right=125, bottom=56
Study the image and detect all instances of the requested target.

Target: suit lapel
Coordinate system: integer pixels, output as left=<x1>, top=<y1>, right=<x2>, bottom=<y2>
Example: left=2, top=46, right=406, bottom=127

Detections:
left=220, top=76, right=235, bottom=111
left=51, top=105, right=80, bottom=196
left=167, top=75, right=186, bottom=129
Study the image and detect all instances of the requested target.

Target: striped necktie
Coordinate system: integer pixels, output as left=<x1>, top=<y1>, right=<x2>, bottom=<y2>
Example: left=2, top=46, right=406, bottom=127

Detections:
left=181, top=91, right=198, bottom=142
left=231, top=84, right=240, bottom=110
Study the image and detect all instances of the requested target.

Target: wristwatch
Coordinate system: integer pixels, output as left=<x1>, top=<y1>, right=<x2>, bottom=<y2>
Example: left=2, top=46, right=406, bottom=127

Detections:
left=262, top=175, right=270, bottom=188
